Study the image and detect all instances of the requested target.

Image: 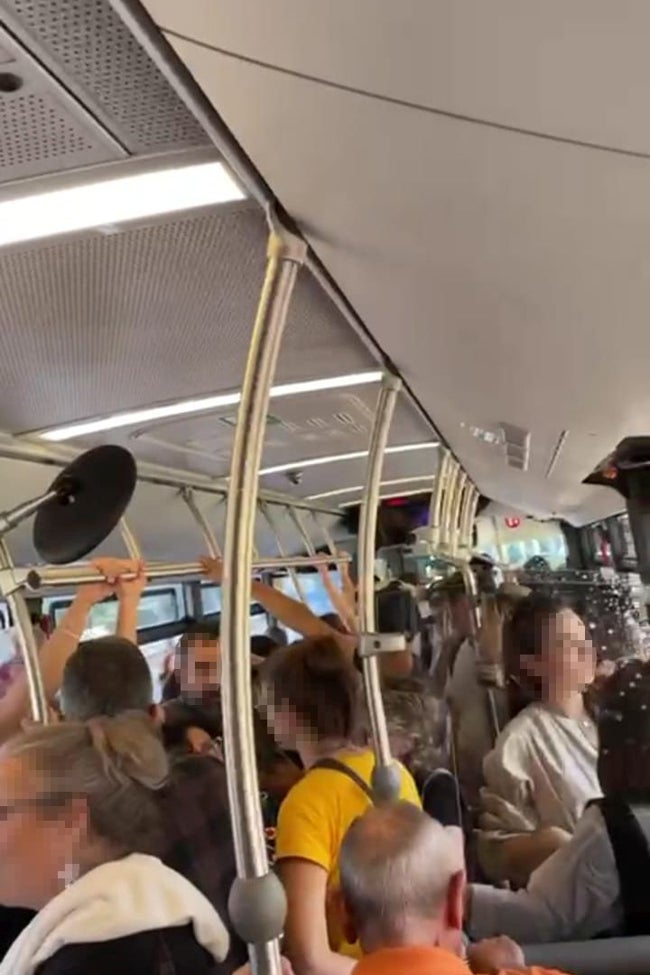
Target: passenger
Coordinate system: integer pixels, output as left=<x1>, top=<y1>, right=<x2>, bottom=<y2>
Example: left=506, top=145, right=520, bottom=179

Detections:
left=162, top=619, right=302, bottom=800
left=318, top=559, right=356, bottom=634
left=200, top=558, right=412, bottom=678
left=478, top=593, right=599, bottom=886
left=0, top=557, right=144, bottom=745
left=0, top=715, right=232, bottom=975
left=60, top=632, right=248, bottom=971
left=260, top=635, right=421, bottom=974
left=338, top=802, right=566, bottom=975
left=468, top=660, right=650, bottom=943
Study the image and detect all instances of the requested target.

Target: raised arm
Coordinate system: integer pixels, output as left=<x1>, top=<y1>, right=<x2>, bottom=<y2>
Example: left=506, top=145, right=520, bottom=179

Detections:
left=0, top=557, right=146, bottom=743
left=317, top=562, right=357, bottom=634
left=200, top=557, right=412, bottom=678
left=115, top=559, right=148, bottom=642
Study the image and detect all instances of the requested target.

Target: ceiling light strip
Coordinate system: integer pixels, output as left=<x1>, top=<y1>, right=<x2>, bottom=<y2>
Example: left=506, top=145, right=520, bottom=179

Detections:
left=38, top=370, right=384, bottom=442
left=307, top=474, right=436, bottom=501
left=260, top=441, right=439, bottom=476
left=0, top=161, right=245, bottom=249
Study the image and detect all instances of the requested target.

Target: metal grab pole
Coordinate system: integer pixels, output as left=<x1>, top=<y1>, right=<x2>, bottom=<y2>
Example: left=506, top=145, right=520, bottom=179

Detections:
left=0, top=540, right=48, bottom=724
left=120, top=518, right=142, bottom=560
left=181, top=488, right=221, bottom=558
left=220, top=222, right=306, bottom=975
left=260, top=502, right=306, bottom=602
left=429, top=449, right=449, bottom=549
left=357, top=373, right=403, bottom=801
left=23, top=554, right=350, bottom=591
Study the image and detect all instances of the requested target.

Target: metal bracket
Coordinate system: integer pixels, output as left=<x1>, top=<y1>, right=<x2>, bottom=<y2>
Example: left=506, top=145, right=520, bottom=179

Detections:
left=357, top=631, right=407, bottom=658
left=0, top=566, right=27, bottom=597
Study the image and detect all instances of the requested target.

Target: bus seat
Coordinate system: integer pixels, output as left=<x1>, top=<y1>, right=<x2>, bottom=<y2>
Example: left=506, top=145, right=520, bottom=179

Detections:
left=523, top=936, right=650, bottom=975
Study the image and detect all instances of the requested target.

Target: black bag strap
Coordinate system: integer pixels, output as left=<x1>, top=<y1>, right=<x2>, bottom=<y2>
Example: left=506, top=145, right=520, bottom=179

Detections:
left=310, top=757, right=375, bottom=803
left=592, top=797, right=650, bottom=936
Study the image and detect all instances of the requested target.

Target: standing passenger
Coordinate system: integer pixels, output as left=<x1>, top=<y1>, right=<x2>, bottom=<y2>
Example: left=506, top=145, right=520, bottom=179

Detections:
left=261, top=636, right=421, bottom=975
left=0, top=715, right=232, bottom=975
left=338, top=802, right=567, bottom=975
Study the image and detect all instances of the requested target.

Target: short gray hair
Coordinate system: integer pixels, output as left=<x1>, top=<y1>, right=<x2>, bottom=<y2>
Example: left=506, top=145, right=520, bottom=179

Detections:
left=339, top=802, right=462, bottom=942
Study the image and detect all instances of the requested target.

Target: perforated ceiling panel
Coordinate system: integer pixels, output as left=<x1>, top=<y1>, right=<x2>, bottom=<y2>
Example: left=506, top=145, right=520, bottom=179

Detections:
left=0, top=201, right=373, bottom=436
left=0, top=24, right=120, bottom=181
left=1, top=0, right=208, bottom=154
left=128, top=387, right=432, bottom=477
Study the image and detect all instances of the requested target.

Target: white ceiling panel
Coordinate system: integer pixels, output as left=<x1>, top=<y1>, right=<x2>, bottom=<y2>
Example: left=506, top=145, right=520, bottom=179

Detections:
left=155, top=29, right=650, bottom=524
left=147, top=0, right=650, bottom=155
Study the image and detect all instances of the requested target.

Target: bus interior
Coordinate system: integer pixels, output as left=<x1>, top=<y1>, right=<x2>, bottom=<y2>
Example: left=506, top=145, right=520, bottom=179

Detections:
left=1, top=3, right=650, bottom=975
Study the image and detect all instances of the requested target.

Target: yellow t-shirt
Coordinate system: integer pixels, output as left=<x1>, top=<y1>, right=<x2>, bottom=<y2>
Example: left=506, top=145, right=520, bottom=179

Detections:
left=275, top=749, right=421, bottom=958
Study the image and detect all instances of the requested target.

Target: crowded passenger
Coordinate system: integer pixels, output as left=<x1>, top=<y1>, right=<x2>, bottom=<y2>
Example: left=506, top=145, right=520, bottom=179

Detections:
left=0, top=714, right=233, bottom=975
left=260, top=635, right=421, bottom=974
left=0, top=557, right=144, bottom=746
left=479, top=593, right=599, bottom=885
left=468, top=660, right=650, bottom=943
left=59, top=624, right=248, bottom=970
left=338, top=801, right=567, bottom=975
left=200, top=557, right=412, bottom=678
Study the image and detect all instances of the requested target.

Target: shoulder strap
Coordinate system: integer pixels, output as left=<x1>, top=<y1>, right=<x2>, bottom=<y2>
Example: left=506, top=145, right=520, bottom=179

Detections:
left=310, top=757, right=375, bottom=803
left=594, top=797, right=650, bottom=935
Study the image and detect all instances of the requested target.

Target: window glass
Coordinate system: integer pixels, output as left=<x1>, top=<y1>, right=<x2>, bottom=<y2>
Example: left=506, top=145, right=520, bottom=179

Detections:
left=273, top=572, right=342, bottom=642
left=44, top=585, right=185, bottom=639
left=201, top=584, right=221, bottom=616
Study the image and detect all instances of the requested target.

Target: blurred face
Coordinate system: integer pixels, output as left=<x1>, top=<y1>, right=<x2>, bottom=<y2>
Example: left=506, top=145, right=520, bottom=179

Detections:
left=264, top=699, right=301, bottom=751
left=180, top=637, right=222, bottom=702
left=0, top=755, right=84, bottom=909
left=521, top=609, right=596, bottom=701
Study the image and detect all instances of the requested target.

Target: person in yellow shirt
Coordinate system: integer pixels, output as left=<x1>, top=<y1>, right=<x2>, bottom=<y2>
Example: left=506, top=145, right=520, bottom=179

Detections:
left=260, top=635, right=421, bottom=975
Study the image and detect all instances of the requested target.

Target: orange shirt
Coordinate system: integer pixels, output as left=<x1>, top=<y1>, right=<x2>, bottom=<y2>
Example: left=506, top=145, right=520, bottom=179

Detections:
left=353, top=945, right=567, bottom=975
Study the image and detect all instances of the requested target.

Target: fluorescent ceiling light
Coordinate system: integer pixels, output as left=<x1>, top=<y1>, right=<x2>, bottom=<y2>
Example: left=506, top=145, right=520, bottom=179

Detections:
left=260, top=441, right=439, bottom=476
left=308, top=474, right=435, bottom=501
left=39, top=370, right=383, bottom=442
left=0, top=161, right=244, bottom=248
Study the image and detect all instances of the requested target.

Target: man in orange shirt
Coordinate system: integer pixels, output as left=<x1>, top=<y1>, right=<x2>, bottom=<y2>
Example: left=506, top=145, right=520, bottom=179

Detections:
left=338, top=802, right=567, bottom=975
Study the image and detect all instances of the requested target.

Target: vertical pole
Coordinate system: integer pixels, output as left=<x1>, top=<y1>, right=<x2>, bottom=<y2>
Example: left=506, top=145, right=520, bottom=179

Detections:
left=181, top=488, right=222, bottom=559
left=220, top=220, right=306, bottom=975
left=357, top=373, right=403, bottom=800
left=0, top=539, right=48, bottom=724
left=429, top=449, right=450, bottom=549
left=449, top=472, right=467, bottom=558
left=120, top=517, right=142, bottom=559
left=259, top=502, right=306, bottom=602
left=314, top=511, right=338, bottom=557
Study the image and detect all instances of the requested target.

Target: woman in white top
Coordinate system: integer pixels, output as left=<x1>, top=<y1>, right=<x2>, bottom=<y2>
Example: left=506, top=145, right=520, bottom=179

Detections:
left=478, top=592, right=599, bottom=885
left=469, top=659, right=650, bottom=943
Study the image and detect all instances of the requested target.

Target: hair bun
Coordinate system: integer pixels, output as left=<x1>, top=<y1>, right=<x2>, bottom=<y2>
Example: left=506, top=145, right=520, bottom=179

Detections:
left=86, top=712, right=168, bottom=790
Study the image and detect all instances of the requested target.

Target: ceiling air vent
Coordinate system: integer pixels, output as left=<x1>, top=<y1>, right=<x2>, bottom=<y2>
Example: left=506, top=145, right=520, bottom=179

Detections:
left=499, top=422, right=531, bottom=471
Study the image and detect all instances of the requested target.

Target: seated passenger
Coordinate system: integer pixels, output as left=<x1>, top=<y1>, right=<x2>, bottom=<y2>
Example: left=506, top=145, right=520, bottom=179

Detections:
left=260, top=636, right=421, bottom=974
left=0, top=715, right=231, bottom=975
left=338, top=801, right=566, bottom=975
left=479, top=593, right=599, bottom=886
left=468, top=660, right=650, bottom=943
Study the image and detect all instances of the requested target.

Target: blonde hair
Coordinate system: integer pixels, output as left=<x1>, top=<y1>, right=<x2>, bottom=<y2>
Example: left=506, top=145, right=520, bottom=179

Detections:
left=6, top=712, right=169, bottom=857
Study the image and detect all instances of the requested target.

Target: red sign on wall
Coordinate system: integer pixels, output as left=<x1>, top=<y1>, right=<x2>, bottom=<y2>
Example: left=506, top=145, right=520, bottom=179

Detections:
left=504, top=516, right=521, bottom=529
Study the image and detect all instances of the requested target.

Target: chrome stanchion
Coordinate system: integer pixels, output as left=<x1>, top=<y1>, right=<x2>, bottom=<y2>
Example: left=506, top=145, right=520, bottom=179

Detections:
left=357, top=373, right=403, bottom=801
left=220, top=218, right=307, bottom=975
left=181, top=487, right=222, bottom=559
